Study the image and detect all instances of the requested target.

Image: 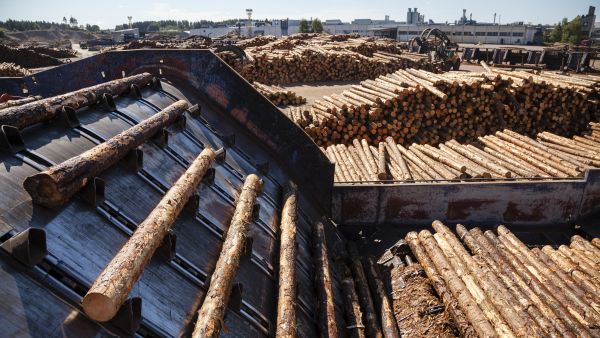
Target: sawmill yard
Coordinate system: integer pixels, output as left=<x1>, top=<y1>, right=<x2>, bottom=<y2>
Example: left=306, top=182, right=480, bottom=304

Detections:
left=1, top=21, right=600, bottom=338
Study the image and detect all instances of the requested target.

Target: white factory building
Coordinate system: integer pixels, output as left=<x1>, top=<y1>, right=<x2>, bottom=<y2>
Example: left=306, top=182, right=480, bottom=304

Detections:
left=188, top=8, right=548, bottom=45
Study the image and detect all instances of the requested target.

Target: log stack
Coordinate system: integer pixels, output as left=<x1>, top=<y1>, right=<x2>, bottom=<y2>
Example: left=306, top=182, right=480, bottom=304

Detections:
left=0, top=62, right=32, bottom=77
left=0, top=44, right=63, bottom=68
left=253, top=82, right=306, bottom=106
left=217, top=34, right=438, bottom=85
left=324, top=124, right=600, bottom=182
left=402, top=221, right=600, bottom=338
left=291, top=69, right=599, bottom=147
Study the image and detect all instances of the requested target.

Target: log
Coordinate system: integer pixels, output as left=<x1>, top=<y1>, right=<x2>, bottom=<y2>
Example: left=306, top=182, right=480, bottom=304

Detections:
left=313, top=221, right=339, bottom=338
left=377, top=142, right=387, bottom=180
left=432, top=221, right=541, bottom=337
left=0, top=73, right=154, bottom=129
left=348, top=243, right=383, bottom=338
left=362, top=256, right=400, bottom=338
left=431, top=231, right=514, bottom=337
left=24, top=100, right=189, bottom=208
left=192, top=174, right=263, bottom=338
left=456, top=225, right=565, bottom=338
left=404, top=232, right=477, bottom=338
left=417, top=230, right=497, bottom=337
left=82, top=147, right=216, bottom=321
left=338, top=260, right=366, bottom=338
left=483, top=229, right=592, bottom=337
left=496, top=226, right=600, bottom=330
left=276, top=190, right=299, bottom=338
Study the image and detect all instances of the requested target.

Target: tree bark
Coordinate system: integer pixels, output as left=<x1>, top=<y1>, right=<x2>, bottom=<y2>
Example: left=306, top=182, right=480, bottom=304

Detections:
left=313, top=221, right=339, bottom=338
left=276, top=190, right=299, bottom=338
left=362, top=256, right=400, bottom=338
left=348, top=243, right=383, bottom=338
left=24, top=100, right=189, bottom=208
left=0, top=73, right=153, bottom=129
left=192, top=174, right=263, bottom=338
left=404, top=231, right=477, bottom=338
left=82, top=147, right=216, bottom=322
left=417, top=230, right=497, bottom=337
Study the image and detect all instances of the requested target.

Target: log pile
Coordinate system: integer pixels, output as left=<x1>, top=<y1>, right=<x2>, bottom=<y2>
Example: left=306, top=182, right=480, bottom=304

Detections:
left=217, top=34, right=438, bottom=85
left=0, top=62, right=32, bottom=77
left=291, top=69, right=599, bottom=147
left=323, top=125, right=600, bottom=182
left=28, top=46, right=77, bottom=58
left=253, top=82, right=306, bottom=106
left=0, top=44, right=63, bottom=68
left=402, top=221, right=600, bottom=337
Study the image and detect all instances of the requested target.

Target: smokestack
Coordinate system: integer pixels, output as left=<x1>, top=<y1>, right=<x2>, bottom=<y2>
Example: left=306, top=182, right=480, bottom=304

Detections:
left=470, top=13, right=472, bottom=21
left=463, top=9, right=467, bottom=20
left=494, top=13, right=496, bottom=24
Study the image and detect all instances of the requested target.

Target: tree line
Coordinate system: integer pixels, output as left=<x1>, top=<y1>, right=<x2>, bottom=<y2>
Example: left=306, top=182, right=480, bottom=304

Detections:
left=299, top=18, right=323, bottom=33
left=544, top=16, right=585, bottom=44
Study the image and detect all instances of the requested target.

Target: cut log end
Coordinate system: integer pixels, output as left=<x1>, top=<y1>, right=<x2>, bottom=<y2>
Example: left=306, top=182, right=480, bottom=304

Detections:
left=82, top=292, right=118, bottom=322
left=23, top=172, right=62, bottom=208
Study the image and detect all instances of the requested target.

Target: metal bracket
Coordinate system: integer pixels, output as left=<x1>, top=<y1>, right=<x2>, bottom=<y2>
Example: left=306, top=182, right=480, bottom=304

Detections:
left=242, top=236, right=254, bottom=260
left=101, top=93, right=116, bottom=111
left=151, top=77, right=162, bottom=90
left=214, top=147, right=226, bottom=164
left=124, top=148, right=143, bottom=172
left=173, top=115, right=187, bottom=131
left=0, top=125, right=25, bottom=153
left=185, top=193, right=200, bottom=214
left=110, top=297, right=142, bottom=335
left=80, top=177, right=105, bottom=207
left=256, top=162, right=269, bottom=175
left=229, top=283, right=243, bottom=312
left=129, top=84, right=142, bottom=99
left=187, top=104, right=201, bottom=118
left=0, top=228, right=47, bottom=267
left=252, top=204, right=261, bottom=222
left=152, top=128, right=169, bottom=147
left=158, top=230, right=177, bottom=262
left=61, top=106, right=80, bottom=128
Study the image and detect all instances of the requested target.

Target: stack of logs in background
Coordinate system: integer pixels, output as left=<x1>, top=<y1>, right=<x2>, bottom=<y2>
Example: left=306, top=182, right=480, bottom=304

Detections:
left=252, top=82, right=306, bottom=106
left=216, top=33, right=440, bottom=85
left=289, top=69, right=600, bottom=148
left=401, top=221, right=600, bottom=338
left=323, top=123, right=600, bottom=182
left=0, top=62, right=32, bottom=77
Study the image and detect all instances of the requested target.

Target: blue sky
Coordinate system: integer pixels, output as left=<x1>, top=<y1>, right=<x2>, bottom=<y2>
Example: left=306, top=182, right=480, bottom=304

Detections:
left=0, top=0, right=596, bottom=28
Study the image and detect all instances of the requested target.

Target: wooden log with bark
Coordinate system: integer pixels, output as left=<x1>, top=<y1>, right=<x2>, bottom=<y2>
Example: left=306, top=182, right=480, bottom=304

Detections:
left=0, top=73, right=154, bottom=129
left=192, top=174, right=263, bottom=338
left=276, top=189, right=299, bottom=338
left=24, top=100, right=189, bottom=208
left=82, top=147, right=216, bottom=322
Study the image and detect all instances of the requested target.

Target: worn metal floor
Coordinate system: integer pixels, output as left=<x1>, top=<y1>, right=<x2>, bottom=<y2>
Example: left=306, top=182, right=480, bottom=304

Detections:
left=0, top=50, right=347, bottom=337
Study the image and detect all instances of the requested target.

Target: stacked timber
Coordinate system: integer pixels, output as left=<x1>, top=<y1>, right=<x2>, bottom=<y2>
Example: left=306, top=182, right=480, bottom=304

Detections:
left=0, top=62, right=32, bottom=77
left=294, top=69, right=599, bottom=147
left=401, top=221, right=600, bottom=337
left=253, top=82, right=306, bottom=106
left=217, top=34, right=438, bottom=85
left=324, top=125, right=600, bottom=182
left=0, top=44, right=63, bottom=68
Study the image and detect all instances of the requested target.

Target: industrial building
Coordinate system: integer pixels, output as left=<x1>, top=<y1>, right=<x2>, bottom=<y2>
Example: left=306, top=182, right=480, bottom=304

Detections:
left=188, top=7, right=550, bottom=45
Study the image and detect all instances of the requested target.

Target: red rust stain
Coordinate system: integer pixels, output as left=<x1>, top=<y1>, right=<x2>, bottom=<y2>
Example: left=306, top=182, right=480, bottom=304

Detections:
left=230, top=107, right=248, bottom=123
left=206, top=84, right=229, bottom=108
left=447, top=199, right=496, bottom=220
left=385, top=197, right=429, bottom=220
left=503, top=201, right=544, bottom=222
